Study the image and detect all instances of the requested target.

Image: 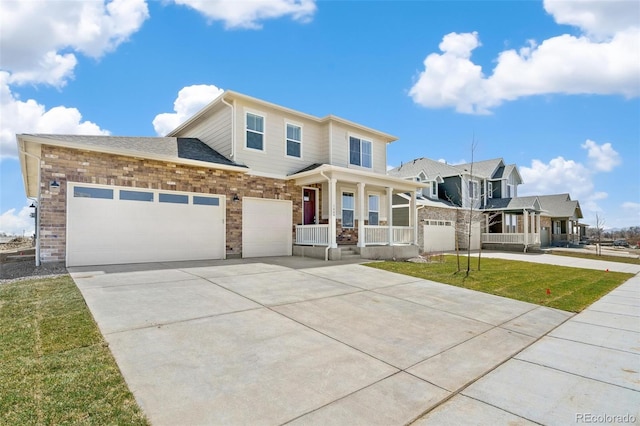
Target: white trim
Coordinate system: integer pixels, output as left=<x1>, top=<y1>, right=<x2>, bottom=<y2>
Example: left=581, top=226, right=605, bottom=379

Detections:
left=368, top=193, right=380, bottom=225
left=284, top=120, right=303, bottom=159
left=488, top=181, right=493, bottom=198
left=244, top=108, right=266, bottom=153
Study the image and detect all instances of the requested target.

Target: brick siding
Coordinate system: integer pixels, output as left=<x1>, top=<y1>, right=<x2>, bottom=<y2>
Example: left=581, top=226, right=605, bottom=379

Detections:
left=38, top=146, right=302, bottom=262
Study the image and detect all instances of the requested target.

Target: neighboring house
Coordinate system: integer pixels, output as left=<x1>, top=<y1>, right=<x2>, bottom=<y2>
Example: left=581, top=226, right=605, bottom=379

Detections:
left=390, top=157, right=584, bottom=252
left=535, top=194, right=586, bottom=246
left=17, top=91, right=423, bottom=267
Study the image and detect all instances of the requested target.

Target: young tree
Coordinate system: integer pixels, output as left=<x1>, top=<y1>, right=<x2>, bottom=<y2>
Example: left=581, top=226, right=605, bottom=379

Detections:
left=594, top=213, right=605, bottom=256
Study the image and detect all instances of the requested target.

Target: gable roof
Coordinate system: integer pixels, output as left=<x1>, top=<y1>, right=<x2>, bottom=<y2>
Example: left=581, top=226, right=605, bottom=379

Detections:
left=388, top=157, right=460, bottom=180
left=453, top=158, right=504, bottom=178
left=536, top=193, right=583, bottom=218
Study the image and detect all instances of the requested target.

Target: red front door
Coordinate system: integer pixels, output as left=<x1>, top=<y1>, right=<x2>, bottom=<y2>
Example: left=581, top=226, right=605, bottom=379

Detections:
left=303, top=189, right=316, bottom=224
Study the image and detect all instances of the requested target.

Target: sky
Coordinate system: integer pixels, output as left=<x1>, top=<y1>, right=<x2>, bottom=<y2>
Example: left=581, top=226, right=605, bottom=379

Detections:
left=0, top=0, right=639, bottom=236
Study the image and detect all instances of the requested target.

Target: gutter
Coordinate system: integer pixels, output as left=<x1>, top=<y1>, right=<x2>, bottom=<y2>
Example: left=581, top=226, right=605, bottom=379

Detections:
left=221, top=97, right=235, bottom=160
left=19, top=149, right=41, bottom=266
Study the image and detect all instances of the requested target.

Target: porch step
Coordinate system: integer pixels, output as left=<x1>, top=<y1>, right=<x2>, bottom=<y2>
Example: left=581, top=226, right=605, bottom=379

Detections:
left=339, top=246, right=361, bottom=260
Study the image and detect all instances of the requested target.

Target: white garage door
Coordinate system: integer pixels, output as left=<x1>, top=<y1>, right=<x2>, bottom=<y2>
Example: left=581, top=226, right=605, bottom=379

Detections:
left=67, top=183, right=225, bottom=267
left=242, top=198, right=292, bottom=258
left=423, top=220, right=456, bottom=252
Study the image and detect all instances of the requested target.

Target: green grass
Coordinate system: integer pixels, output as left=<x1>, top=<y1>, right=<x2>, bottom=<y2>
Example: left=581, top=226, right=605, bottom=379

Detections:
left=366, top=256, right=634, bottom=312
left=548, top=250, right=640, bottom=265
left=0, top=275, right=149, bottom=425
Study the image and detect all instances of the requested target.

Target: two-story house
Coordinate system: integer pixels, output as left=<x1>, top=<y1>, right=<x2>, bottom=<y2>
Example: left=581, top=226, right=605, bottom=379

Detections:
left=17, top=91, right=423, bottom=267
left=390, top=157, right=547, bottom=252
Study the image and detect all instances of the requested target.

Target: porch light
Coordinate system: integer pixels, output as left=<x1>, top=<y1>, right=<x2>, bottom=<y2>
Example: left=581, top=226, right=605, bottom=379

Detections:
left=50, top=180, right=60, bottom=188
left=233, top=194, right=240, bottom=202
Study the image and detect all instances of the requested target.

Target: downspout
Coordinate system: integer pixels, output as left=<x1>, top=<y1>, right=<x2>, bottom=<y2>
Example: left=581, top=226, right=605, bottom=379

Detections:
left=20, top=150, right=42, bottom=266
left=320, top=170, right=331, bottom=261
left=221, top=97, right=235, bottom=160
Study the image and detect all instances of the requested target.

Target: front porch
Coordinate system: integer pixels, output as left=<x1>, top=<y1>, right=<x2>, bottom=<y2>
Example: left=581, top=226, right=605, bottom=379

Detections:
left=481, top=208, right=542, bottom=252
left=287, top=164, right=425, bottom=260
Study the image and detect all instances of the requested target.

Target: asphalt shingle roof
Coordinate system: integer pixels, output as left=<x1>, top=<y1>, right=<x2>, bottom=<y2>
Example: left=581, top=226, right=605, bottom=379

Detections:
left=27, top=134, right=245, bottom=168
left=388, top=157, right=460, bottom=179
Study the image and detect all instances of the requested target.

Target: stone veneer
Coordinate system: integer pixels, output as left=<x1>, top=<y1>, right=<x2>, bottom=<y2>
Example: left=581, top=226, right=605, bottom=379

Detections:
left=38, top=146, right=302, bottom=263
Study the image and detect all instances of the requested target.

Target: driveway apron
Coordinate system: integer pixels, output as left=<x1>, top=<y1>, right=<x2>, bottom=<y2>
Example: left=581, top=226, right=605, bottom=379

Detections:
left=69, top=257, right=636, bottom=425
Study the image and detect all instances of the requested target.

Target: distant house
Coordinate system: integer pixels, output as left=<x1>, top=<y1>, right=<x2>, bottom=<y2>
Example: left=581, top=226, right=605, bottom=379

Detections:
left=390, top=157, right=585, bottom=252
left=17, top=91, right=424, bottom=267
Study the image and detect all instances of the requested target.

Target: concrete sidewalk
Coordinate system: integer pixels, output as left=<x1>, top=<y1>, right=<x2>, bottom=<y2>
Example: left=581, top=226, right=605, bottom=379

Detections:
left=478, top=251, right=640, bottom=274
left=68, top=256, right=639, bottom=425
left=418, top=274, right=640, bottom=425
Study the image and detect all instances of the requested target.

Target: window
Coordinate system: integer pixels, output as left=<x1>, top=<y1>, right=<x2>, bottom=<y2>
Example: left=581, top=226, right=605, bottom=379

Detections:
left=120, top=190, right=153, bottom=202
left=193, top=196, right=219, bottom=206
left=342, top=192, right=355, bottom=228
left=430, top=181, right=438, bottom=198
left=349, top=136, right=372, bottom=168
left=74, top=186, right=113, bottom=199
left=159, top=193, right=188, bottom=204
left=286, top=123, right=302, bottom=158
left=368, top=195, right=379, bottom=225
left=488, top=182, right=493, bottom=199
left=246, top=112, right=264, bottom=151
left=506, top=214, right=517, bottom=233
left=468, top=180, right=479, bottom=199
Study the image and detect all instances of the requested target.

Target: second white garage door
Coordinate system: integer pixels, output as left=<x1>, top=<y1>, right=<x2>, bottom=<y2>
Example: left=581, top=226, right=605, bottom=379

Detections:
left=67, top=183, right=226, bottom=267
left=242, top=197, right=292, bottom=258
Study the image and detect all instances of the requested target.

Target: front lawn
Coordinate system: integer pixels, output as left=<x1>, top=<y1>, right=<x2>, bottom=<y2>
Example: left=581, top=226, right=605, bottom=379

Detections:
left=366, top=256, right=634, bottom=312
left=0, top=276, right=148, bottom=425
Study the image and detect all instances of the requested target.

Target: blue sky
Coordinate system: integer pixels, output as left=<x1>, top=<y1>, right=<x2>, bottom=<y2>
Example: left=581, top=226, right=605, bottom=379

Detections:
left=1, top=0, right=639, bottom=235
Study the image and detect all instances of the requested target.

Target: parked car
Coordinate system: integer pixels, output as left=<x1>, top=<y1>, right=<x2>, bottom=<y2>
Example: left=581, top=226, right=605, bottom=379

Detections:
left=613, top=239, right=629, bottom=247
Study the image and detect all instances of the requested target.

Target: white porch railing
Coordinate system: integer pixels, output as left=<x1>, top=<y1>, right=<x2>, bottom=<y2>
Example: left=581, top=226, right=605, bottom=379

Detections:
left=482, top=233, right=540, bottom=245
left=364, top=226, right=414, bottom=245
left=295, top=224, right=329, bottom=245
left=393, top=226, right=413, bottom=244
left=364, top=225, right=388, bottom=245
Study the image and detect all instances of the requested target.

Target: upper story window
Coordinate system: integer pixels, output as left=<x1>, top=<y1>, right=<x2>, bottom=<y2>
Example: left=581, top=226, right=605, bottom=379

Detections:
left=246, top=112, right=264, bottom=151
left=430, top=181, right=438, bottom=198
left=349, top=136, right=372, bottom=168
left=286, top=123, right=302, bottom=158
left=488, top=182, right=493, bottom=199
left=468, top=180, right=479, bottom=199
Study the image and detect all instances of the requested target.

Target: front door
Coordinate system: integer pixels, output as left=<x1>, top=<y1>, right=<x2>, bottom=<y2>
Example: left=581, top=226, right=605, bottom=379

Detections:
left=303, top=188, right=316, bottom=224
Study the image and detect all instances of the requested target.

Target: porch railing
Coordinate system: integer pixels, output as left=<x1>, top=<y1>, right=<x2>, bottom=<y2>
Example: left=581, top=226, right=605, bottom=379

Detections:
left=482, top=233, right=540, bottom=245
left=295, top=224, right=329, bottom=246
left=364, top=226, right=414, bottom=245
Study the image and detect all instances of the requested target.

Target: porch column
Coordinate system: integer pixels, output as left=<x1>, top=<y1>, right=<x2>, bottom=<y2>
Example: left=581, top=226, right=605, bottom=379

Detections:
left=536, top=213, right=541, bottom=244
left=357, top=182, right=366, bottom=248
left=524, top=210, right=529, bottom=246
left=329, top=178, right=338, bottom=248
left=411, top=190, right=418, bottom=245
left=386, top=187, right=393, bottom=245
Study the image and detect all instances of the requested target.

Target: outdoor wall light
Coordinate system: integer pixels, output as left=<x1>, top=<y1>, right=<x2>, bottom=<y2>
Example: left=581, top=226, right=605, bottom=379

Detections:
left=50, top=180, right=60, bottom=188
left=233, top=194, right=240, bottom=202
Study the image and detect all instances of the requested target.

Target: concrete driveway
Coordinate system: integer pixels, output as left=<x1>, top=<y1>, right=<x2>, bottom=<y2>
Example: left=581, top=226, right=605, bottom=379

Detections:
left=69, top=257, right=638, bottom=425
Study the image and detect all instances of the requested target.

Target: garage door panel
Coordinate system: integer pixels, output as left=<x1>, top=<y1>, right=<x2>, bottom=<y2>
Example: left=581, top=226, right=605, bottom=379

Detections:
left=242, top=198, right=292, bottom=258
left=67, top=183, right=225, bottom=266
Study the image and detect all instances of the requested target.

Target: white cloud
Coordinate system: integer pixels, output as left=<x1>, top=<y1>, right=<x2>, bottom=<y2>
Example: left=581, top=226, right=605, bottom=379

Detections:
left=152, top=84, right=224, bottom=136
left=171, top=0, right=316, bottom=29
left=0, top=206, right=34, bottom=236
left=581, top=139, right=621, bottom=171
left=519, top=140, right=623, bottom=221
left=0, top=72, right=109, bottom=159
left=622, top=202, right=640, bottom=210
left=0, top=0, right=149, bottom=87
left=409, top=1, right=640, bottom=114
